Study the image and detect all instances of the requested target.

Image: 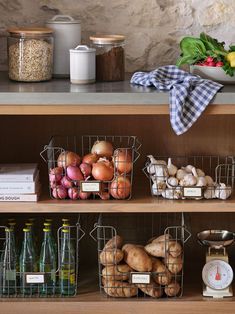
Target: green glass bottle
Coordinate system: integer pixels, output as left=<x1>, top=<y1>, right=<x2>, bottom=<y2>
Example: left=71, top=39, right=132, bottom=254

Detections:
left=39, top=228, right=56, bottom=295
left=1, top=228, right=17, bottom=295
left=19, top=228, right=37, bottom=295
left=59, top=229, right=76, bottom=296
left=25, top=222, right=37, bottom=270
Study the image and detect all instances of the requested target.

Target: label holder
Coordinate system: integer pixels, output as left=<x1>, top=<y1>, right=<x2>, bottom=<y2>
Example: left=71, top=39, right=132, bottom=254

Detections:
left=183, top=186, right=203, bottom=198
left=25, top=272, right=45, bottom=284
left=130, top=272, right=151, bottom=284
left=80, top=180, right=101, bottom=193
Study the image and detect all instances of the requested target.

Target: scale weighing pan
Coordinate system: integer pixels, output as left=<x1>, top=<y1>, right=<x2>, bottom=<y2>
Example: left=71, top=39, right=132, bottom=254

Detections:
left=197, top=230, right=235, bottom=248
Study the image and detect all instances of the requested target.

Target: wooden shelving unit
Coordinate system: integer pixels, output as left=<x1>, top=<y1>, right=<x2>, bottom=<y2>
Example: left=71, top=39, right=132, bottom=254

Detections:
left=0, top=74, right=235, bottom=313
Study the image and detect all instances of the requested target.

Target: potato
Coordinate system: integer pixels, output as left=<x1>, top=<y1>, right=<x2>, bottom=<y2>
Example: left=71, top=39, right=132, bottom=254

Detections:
left=164, top=282, right=181, bottom=297
left=104, top=235, right=123, bottom=250
left=150, top=234, right=172, bottom=244
left=122, top=243, right=144, bottom=258
left=145, top=240, right=182, bottom=259
left=152, top=258, right=172, bottom=286
left=104, top=280, right=138, bottom=298
left=145, top=242, right=165, bottom=258
left=125, top=247, right=152, bottom=272
left=165, top=254, right=183, bottom=274
left=168, top=241, right=182, bottom=258
left=100, top=249, right=124, bottom=266
left=102, top=264, right=131, bottom=281
left=138, top=280, right=163, bottom=298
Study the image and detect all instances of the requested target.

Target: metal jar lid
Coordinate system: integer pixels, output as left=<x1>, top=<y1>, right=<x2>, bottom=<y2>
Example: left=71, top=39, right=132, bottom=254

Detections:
left=89, top=34, right=125, bottom=45
left=70, top=45, right=96, bottom=53
left=7, top=27, right=53, bottom=36
left=46, top=15, right=81, bottom=24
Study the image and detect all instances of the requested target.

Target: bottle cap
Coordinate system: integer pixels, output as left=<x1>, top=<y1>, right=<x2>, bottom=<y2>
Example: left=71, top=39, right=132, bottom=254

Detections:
left=5, top=228, right=11, bottom=232
left=9, top=222, right=16, bottom=226
left=62, top=218, right=69, bottom=222
left=62, top=229, right=69, bottom=233
left=43, top=228, right=50, bottom=232
left=8, top=218, right=16, bottom=222
left=45, top=219, right=53, bottom=223
left=44, top=222, right=51, bottom=227
left=25, top=222, right=33, bottom=226
left=23, top=228, right=30, bottom=232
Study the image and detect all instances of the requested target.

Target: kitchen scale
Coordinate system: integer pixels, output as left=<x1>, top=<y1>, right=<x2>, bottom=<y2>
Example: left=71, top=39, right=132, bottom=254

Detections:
left=197, top=230, right=235, bottom=298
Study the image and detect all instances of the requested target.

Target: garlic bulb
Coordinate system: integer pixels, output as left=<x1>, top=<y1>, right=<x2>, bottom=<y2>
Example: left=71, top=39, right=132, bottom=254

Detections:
left=204, top=187, right=216, bottom=199
left=162, top=187, right=182, bottom=200
left=176, top=169, right=187, bottom=180
left=196, top=176, right=207, bottom=187
left=167, top=158, right=178, bottom=176
left=205, top=175, right=214, bottom=187
left=166, top=177, right=179, bottom=188
left=147, top=155, right=168, bottom=177
left=152, top=181, right=166, bottom=196
left=215, top=183, right=232, bottom=200
left=180, top=174, right=197, bottom=187
left=196, top=168, right=205, bottom=177
left=184, top=165, right=194, bottom=173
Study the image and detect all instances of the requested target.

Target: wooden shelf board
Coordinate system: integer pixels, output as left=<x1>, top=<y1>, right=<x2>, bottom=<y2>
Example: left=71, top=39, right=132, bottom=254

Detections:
left=1, top=190, right=235, bottom=213
left=0, top=287, right=234, bottom=314
left=0, top=104, right=234, bottom=115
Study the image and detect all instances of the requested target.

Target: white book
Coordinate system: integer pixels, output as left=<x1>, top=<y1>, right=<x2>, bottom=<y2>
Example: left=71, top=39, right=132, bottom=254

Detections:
left=0, top=172, right=39, bottom=194
left=0, top=194, right=38, bottom=202
left=0, top=163, right=38, bottom=182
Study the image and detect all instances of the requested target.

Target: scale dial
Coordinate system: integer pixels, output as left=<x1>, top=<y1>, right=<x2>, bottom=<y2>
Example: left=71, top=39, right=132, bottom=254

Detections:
left=202, top=259, right=233, bottom=290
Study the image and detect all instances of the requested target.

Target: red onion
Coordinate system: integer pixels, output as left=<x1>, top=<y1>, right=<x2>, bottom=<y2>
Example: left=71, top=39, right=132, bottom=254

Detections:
left=109, top=176, right=131, bottom=199
left=52, top=185, right=67, bottom=199
left=82, top=153, right=99, bottom=165
left=66, top=165, right=84, bottom=181
left=50, top=180, right=61, bottom=189
left=79, top=163, right=92, bottom=179
left=61, top=176, right=73, bottom=189
left=114, top=149, right=132, bottom=174
left=79, top=191, right=92, bottom=200
left=98, top=191, right=110, bottom=200
left=68, top=187, right=79, bottom=200
left=57, top=151, right=81, bottom=168
left=49, top=167, right=63, bottom=182
left=92, top=159, right=114, bottom=181
left=91, top=141, right=113, bottom=158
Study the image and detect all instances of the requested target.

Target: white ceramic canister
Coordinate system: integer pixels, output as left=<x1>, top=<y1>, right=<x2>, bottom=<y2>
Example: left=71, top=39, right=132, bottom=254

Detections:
left=46, top=15, right=81, bottom=77
left=70, top=45, right=96, bottom=84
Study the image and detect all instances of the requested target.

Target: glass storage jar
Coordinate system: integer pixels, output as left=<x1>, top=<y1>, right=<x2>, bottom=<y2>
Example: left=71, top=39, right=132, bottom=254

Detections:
left=89, top=34, right=125, bottom=82
left=7, top=27, right=54, bottom=82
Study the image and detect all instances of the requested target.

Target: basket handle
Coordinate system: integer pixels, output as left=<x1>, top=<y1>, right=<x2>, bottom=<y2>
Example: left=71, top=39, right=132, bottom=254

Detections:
left=40, top=145, right=50, bottom=163
left=89, top=223, right=99, bottom=242
left=40, top=145, right=65, bottom=163
left=133, top=137, right=142, bottom=163
left=182, top=226, right=191, bottom=243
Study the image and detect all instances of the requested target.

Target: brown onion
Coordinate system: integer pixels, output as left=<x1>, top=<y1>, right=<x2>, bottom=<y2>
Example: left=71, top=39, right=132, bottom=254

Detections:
left=66, top=166, right=84, bottom=181
left=92, top=159, right=114, bottom=181
left=91, top=140, right=113, bottom=158
left=109, top=176, right=131, bottom=199
left=82, top=153, right=99, bottom=165
left=57, top=151, right=81, bottom=168
left=114, top=149, right=132, bottom=174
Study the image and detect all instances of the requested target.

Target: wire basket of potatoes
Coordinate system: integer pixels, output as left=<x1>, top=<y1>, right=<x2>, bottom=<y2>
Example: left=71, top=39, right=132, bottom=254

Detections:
left=90, top=223, right=191, bottom=299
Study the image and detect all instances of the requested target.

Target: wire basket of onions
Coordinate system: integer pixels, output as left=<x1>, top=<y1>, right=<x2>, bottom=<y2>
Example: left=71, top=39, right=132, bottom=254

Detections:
left=40, top=135, right=141, bottom=201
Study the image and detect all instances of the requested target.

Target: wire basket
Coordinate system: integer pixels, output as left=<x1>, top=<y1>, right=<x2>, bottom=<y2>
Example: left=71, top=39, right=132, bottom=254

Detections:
left=0, top=221, right=85, bottom=298
left=40, top=135, right=141, bottom=200
left=143, top=155, right=235, bottom=200
left=90, top=213, right=191, bottom=299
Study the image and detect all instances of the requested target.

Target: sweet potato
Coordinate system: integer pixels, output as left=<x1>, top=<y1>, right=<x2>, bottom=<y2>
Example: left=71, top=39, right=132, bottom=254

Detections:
left=100, top=249, right=124, bottom=266
left=102, top=264, right=131, bottom=281
left=125, top=246, right=152, bottom=272
left=104, top=235, right=123, bottom=250
left=138, top=280, right=163, bottom=298
left=164, top=281, right=181, bottom=297
left=165, top=254, right=183, bottom=274
left=104, top=280, right=138, bottom=298
left=152, top=258, right=172, bottom=285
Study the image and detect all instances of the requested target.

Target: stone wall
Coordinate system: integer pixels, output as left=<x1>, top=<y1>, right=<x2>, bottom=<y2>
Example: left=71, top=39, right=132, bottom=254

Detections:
left=0, top=0, right=234, bottom=71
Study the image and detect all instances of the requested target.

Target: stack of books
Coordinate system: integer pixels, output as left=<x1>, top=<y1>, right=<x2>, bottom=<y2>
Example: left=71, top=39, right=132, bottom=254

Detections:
left=0, top=163, right=40, bottom=202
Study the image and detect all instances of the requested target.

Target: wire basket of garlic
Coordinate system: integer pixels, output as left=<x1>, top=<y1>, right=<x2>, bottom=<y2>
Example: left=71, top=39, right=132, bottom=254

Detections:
left=143, top=156, right=235, bottom=200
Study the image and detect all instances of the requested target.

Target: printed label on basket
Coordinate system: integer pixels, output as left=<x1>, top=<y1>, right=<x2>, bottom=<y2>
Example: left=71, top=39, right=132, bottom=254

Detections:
left=25, top=273, right=45, bottom=284
left=5, top=270, right=16, bottom=281
left=131, top=272, right=151, bottom=284
left=80, top=181, right=101, bottom=192
left=183, top=187, right=202, bottom=198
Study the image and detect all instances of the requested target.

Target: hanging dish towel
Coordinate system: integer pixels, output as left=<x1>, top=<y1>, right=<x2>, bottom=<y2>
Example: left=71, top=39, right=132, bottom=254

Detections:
left=130, top=65, right=223, bottom=135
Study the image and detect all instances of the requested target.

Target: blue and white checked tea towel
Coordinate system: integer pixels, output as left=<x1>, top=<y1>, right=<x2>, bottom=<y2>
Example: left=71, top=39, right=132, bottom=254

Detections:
left=130, top=65, right=223, bottom=135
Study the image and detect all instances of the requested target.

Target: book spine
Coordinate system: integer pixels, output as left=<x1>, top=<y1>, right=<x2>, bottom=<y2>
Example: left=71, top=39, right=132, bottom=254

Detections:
left=0, top=182, right=38, bottom=194
left=0, top=194, right=38, bottom=202
left=0, top=175, right=35, bottom=182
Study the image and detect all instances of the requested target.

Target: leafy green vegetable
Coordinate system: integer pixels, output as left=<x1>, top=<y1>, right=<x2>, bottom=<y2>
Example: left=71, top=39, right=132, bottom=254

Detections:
left=176, top=32, right=235, bottom=77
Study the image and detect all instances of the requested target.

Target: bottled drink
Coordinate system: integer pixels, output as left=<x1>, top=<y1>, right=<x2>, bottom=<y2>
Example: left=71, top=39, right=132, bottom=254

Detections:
left=39, top=228, right=56, bottom=295
left=19, top=228, right=37, bottom=295
left=59, top=228, right=76, bottom=296
left=1, top=228, right=17, bottom=295
left=44, top=222, right=57, bottom=262
left=25, top=222, right=37, bottom=270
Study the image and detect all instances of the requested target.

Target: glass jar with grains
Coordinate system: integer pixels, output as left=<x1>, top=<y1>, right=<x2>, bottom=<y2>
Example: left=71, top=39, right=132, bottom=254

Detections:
left=7, top=27, right=54, bottom=82
left=89, top=35, right=125, bottom=82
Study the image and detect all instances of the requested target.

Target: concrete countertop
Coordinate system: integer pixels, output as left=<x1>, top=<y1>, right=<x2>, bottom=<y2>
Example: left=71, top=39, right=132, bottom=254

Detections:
left=0, top=72, right=235, bottom=105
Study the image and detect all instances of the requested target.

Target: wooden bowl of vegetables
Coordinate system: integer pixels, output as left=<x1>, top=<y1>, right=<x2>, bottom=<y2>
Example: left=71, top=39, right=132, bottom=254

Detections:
left=177, top=32, right=235, bottom=84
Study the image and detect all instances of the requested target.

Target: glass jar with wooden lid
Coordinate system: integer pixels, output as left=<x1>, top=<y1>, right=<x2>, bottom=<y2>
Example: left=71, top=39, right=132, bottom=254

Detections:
left=7, top=27, right=54, bottom=82
left=89, top=34, right=125, bottom=82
